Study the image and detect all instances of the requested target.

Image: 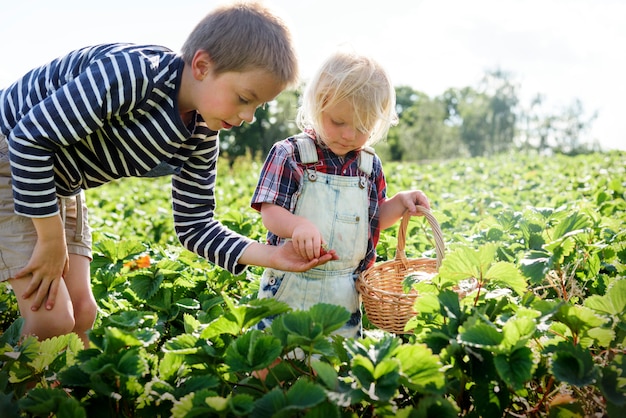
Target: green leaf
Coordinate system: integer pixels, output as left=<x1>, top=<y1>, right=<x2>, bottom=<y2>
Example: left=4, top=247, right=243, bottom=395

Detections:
left=500, top=314, right=537, bottom=350
left=393, top=343, right=445, bottom=392
left=552, top=212, right=590, bottom=241
left=485, top=262, right=527, bottom=295
left=549, top=342, right=597, bottom=387
left=598, top=362, right=626, bottom=406
left=201, top=315, right=241, bottom=339
left=103, top=327, right=159, bottom=353
left=438, top=247, right=483, bottom=282
left=519, top=250, right=551, bottom=283
left=308, top=304, right=351, bottom=335
left=350, top=355, right=375, bottom=386
left=414, top=395, right=460, bottom=418
left=31, top=334, right=73, bottom=372
left=458, top=320, right=503, bottom=350
left=129, top=271, right=163, bottom=301
left=117, top=348, right=149, bottom=377
left=19, top=388, right=86, bottom=417
left=175, top=298, right=200, bottom=310
left=414, top=292, right=440, bottom=315
left=253, top=388, right=288, bottom=418
left=162, top=333, right=202, bottom=354
left=494, top=346, right=535, bottom=390
left=584, top=279, right=626, bottom=318
left=229, top=394, right=255, bottom=416
left=224, top=330, right=282, bottom=372
left=555, top=304, right=607, bottom=336
left=311, top=360, right=338, bottom=390
left=286, top=379, right=326, bottom=409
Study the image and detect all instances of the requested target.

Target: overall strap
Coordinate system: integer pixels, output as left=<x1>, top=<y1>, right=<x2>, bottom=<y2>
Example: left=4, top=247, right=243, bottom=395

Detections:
left=359, top=146, right=375, bottom=176
left=295, top=134, right=319, bottom=164
left=296, top=133, right=376, bottom=176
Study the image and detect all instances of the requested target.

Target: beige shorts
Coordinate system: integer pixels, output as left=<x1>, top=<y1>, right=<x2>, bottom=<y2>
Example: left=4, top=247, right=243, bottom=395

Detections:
left=0, top=134, right=92, bottom=282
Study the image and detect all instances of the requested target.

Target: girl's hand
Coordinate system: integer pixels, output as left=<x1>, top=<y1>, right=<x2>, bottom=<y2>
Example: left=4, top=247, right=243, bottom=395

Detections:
left=379, top=190, right=431, bottom=230
left=399, top=190, right=430, bottom=215
left=14, top=215, right=68, bottom=311
left=291, top=220, right=325, bottom=261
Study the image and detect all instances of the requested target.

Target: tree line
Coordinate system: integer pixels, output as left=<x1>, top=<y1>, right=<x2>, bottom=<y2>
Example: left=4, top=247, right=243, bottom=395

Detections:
left=219, top=69, right=600, bottom=164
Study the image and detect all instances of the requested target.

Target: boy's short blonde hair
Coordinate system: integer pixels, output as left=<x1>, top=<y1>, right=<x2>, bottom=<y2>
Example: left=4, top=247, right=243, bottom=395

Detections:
left=181, top=1, right=298, bottom=87
left=297, top=50, right=398, bottom=146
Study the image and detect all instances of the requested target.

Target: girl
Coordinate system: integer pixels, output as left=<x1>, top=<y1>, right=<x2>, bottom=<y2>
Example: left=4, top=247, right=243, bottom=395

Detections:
left=251, top=50, right=430, bottom=338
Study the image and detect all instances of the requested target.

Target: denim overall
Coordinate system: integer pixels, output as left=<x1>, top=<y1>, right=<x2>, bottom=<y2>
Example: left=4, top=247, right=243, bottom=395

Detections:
left=256, top=135, right=375, bottom=338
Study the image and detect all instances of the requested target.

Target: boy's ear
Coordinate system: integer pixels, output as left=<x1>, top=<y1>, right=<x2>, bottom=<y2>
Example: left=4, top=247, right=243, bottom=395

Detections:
left=191, top=50, right=214, bottom=80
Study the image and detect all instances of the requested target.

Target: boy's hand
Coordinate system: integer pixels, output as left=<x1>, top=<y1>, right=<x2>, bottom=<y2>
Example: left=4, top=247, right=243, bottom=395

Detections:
left=15, top=215, right=69, bottom=311
left=271, top=241, right=338, bottom=271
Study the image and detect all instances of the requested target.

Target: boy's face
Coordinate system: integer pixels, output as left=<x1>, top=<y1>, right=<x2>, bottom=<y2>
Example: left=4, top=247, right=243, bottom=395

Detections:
left=194, top=67, right=284, bottom=132
left=320, top=99, right=371, bottom=157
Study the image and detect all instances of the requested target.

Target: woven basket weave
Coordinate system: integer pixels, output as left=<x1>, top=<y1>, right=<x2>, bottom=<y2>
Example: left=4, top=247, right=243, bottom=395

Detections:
left=356, top=206, right=445, bottom=334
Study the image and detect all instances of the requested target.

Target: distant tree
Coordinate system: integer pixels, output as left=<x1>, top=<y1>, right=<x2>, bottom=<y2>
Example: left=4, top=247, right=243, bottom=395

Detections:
left=517, top=95, right=598, bottom=154
left=440, top=70, right=518, bottom=157
left=388, top=90, right=460, bottom=161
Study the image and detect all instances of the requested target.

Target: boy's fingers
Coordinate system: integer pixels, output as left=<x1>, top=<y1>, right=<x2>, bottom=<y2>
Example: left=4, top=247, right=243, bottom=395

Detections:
left=45, top=278, right=60, bottom=310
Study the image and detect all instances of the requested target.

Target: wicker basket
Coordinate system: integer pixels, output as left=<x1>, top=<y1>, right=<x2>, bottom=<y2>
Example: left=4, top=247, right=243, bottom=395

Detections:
left=356, top=206, right=445, bottom=334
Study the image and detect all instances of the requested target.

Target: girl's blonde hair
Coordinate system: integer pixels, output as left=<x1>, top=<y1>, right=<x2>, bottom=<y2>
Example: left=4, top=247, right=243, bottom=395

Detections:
left=181, top=1, right=298, bottom=87
left=297, top=50, right=398, bottom=146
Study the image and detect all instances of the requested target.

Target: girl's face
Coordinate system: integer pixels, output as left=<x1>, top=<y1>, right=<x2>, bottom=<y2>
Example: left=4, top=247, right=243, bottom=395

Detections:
left=319, top=99, right=371, bottom=157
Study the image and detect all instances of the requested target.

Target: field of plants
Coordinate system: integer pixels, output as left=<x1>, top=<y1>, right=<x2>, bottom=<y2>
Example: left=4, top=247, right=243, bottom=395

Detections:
left=1, top=150, right=625, bottom=417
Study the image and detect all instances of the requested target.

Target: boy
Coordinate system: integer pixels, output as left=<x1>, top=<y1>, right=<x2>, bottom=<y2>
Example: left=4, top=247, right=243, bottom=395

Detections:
left=0, top=1, right=335, bottom=347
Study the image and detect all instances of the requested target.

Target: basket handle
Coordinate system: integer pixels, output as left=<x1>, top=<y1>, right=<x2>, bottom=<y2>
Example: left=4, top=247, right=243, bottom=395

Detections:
left=395, top=206, right=445, bottom=269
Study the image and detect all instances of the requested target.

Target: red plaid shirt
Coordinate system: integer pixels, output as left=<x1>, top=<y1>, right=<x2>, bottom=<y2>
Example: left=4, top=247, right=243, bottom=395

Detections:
left=251, top=133, right=387, bottom=271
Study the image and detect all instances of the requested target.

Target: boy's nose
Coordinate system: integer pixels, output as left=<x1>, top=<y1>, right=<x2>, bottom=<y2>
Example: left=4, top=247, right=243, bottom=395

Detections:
left=240, top=108, right=255, bottom=123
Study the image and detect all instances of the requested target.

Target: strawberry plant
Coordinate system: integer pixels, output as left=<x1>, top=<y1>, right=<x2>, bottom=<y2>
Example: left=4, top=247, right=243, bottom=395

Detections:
left=1, top=150, right=624, bottom=417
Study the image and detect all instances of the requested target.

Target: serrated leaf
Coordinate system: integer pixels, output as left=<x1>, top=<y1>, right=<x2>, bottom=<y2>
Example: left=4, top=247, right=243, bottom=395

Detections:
left=201, top=316, right=241, bottom=339
left=311, top=360, right=338, bottom=390
left=550, top=342, right=597, bottom=387
left=584, top=279, right=626, bottom=317
left=175, top=298, right=200, bottom=309
left=494, top=347, right=535, bottom=390
left=501, top=316, right=536, bottom=350
left=519, top=250, right=551, bottom=283
left=162, top=333, right=201, bottom=354
left=552, top=212, right=590, bottom=241
left=485, top=262, right=527, bottom=295
left=224, top=330, right=282, bottom=372
left=228, top=394, right=255, bottom=416
left=438, top=247, right=482, bottom=281
left=286, top=379, right=326, bottom=408
left=555, top=304, right=607, bottom=336
left=32, top=334, right=72, bottom=371
left=129, top=271, right=163, bottom=300
left=458, top=322, right=503, bottom=350
left=393, top=344, right=445, bottom=391
left=253, top=388, right=288, bottom=418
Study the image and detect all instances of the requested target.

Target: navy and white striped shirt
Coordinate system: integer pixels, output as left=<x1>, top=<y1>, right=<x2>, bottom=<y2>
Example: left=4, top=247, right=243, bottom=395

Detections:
left=0, top=43, right=252, bottom=274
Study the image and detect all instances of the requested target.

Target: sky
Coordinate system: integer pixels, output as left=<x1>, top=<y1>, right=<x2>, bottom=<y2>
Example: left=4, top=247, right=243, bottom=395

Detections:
left=1, top=0, right=624, bottom=151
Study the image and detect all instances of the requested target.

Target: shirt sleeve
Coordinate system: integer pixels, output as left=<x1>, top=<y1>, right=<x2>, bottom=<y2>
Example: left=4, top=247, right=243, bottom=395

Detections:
left=251, top=140, right=302, bottom=212
left=172, top=132, right=254, bottom=275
